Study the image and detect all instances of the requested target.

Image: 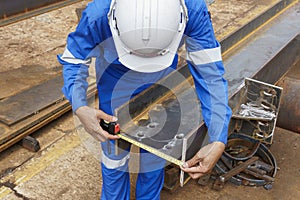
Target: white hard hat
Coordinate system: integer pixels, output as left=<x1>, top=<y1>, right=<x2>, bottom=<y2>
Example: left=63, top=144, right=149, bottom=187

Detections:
left=108, top=0, right=188, bottom=73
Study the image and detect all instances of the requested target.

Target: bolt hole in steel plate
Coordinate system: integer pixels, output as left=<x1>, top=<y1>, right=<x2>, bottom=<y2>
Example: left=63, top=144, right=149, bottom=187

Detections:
left=147, top=122, right=159, bottom=129
left=137, top=131, right=145, bottom=138
left=163, top=144, right=173, bottom=150
left=137, top=118, right=150, bottom=126
left=116, top=80, right=201, bottom=163
left=175, top=133, right=184, bottom=140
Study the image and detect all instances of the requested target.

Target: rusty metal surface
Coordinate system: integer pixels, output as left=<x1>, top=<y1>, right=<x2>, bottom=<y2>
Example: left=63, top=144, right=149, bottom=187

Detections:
left=215, top=133, right=277, bottom=189
left=224, top=137, right=261, bottom=161
left=0, top=0, right=296, bottom=164
left=114, top=0, right=300, bottom=187
left=228, top=31, right=300, bottom=135
left=0, top=97, right=71, bottom=150
left=116, top=0, right=300, bottom=162
left=0, top=76, right=64, bottom=125
left=0, top=0, right=82, bottom=26
left=219, top=156, right=259, bottom=182
left=0, top=65, right=61, bottom=100
left=0, top=82, right=97, bottom=152
left=221, top=0, right=294, bottom=53
left=277, top=59, right=300, bottom=133
left=231, top=78, right=283, bottom=144
left=223, top=2, right=300, bottom=98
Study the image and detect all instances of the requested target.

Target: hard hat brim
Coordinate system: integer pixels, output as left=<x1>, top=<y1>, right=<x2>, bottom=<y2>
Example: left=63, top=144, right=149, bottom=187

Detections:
left=108, top=0, right=187, bottom=73
left=113, top=33, right=183, bottom=73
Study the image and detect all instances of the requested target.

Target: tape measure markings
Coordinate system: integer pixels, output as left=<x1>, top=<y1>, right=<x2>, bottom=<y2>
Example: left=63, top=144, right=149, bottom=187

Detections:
left=117, top=133, right=184, bottom=166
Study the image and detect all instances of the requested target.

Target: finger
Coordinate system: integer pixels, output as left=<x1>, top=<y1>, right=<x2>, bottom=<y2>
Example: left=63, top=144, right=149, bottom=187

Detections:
left=98, top=128, right=120, bottom=140
left=107, top=134, right=120, bottom=140
left=181, top=165, right=202, bottom=173
left=96, top=110, right=118, bottom=122
left=183, top=154, right=201, bottom=168
left=188, top=172, right=205, bottom=179
left=182, top=163, right=210, bottom=174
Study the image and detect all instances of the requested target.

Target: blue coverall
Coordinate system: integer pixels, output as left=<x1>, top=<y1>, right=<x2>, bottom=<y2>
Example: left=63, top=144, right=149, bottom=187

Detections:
left=57, top=0, right=232, bottom=199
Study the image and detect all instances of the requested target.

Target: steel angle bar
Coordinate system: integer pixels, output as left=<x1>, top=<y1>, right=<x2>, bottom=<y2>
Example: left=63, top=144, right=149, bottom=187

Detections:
left=225, top=2, right=300, bottom=142
left=0, top=76, right=64, bottom=125
left=116, top=66, right=193, bottom=127
left=231, top=78, right=283, bottom=143
left=221, top=0, right=295, bottom=53
left=115, top=0, right=300, bottom=187
left=0, top=80, right=97, bottom=152
left=223, top=0, right=300, bottom=98
left=115, top=66, right=205, bottom=186
left=0, top=0, right=82, bottom=27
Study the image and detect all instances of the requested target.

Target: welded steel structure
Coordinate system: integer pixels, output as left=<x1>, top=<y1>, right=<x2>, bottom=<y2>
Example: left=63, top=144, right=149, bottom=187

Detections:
left=0, top=1, right=299, bottom=190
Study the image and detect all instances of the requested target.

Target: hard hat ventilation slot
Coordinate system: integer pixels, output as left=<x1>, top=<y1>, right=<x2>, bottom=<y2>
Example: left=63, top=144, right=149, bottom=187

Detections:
left=112, top=9, right=120, bottom=36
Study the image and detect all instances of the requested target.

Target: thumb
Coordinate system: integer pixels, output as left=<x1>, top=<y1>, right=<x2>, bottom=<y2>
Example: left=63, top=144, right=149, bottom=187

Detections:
left=96, top=109, right=118, bottom=122
left=183, top=154, right=201, bottom=168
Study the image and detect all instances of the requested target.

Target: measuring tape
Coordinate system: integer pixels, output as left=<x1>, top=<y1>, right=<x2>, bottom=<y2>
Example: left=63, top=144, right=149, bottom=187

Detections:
left=117, top=133, right=184, bottom=166
left=99, top=120, right=184, bottom=166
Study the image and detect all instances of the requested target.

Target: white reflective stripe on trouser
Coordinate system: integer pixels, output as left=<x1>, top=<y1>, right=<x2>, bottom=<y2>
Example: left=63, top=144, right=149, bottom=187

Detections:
left=60, top=47, right=91, bottom=65
left=186, top=47, right=222, bottom=65
left=101, top=151, right=130, bottom=169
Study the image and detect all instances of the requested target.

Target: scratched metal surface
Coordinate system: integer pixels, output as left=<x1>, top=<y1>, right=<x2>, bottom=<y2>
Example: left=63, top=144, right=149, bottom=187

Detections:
left=116, top=64, right=202, bottom=161
left=115, top=0, right=300, bottom=164
left=0, top=65, right=61, bottom=100
left=223, top=1, right=300, bottom=97
left=121, top=88, right=201, bottom=160
left=0, top=76, right=64, bottom=125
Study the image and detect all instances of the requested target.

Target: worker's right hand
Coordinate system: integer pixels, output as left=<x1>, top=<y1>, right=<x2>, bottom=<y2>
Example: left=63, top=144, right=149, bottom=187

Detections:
left=75, top=106, right=120, bottom=142
left=181, top=142, right=225, bottom=179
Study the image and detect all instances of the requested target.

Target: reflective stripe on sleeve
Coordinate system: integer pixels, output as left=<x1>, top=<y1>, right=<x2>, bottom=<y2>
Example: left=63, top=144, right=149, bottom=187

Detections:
left=60, top=47, right=92, bottom=65
left=186, top=47, right=222, bottom=65
left=101, top=151, right=130, bottom=169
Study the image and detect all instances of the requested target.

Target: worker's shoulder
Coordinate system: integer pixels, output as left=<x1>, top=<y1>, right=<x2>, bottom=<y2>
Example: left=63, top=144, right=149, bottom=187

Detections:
left=184, top=0, right=207, bottom=13
left=84, top=0, right=111, bottom=22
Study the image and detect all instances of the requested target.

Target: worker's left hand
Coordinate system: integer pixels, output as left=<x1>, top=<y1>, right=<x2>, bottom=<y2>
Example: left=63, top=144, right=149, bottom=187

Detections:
left=181, top=141, right=225, bottom=179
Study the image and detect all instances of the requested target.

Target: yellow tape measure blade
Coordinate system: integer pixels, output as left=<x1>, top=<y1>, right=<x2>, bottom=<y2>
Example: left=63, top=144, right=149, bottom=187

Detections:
left=118, top=133, right=183, bottom=166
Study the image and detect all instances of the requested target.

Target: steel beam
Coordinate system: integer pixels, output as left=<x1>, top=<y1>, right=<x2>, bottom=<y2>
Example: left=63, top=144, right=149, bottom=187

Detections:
left=0, top=0, right=82, bottom=26
left=115, top=0, right=300, bottom=188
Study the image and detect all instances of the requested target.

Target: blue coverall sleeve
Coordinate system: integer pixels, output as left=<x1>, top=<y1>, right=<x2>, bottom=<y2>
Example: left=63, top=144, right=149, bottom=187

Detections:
left=184, top=1, right=232, bottom=144
left=57, top=9, right=102, bottom=112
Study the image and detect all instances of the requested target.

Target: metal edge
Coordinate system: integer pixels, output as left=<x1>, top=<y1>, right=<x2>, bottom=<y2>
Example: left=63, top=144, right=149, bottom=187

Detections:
left=115, top=66, right=191, bottom=126
left=221, top=0, right=295, bottom=53
left=180, top=137, right=187, bottom=187
left=114, top=1, right=300, bottom=186
left=0, top=0, right=82, bottom=27
left=0, top=83, right=97, bottom=152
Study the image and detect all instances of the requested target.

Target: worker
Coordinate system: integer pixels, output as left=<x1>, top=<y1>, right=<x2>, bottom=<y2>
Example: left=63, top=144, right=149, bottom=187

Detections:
left=57, top=0, right=232, bottom=199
